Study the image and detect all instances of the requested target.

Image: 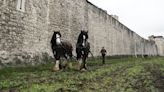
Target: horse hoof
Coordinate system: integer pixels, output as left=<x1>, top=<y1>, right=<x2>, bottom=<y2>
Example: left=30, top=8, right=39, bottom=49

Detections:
left=81, top=68, right=87, bottom=72
left=52, top=67, right=60, bottom=72
left=52, top=69, right=60, bottom=72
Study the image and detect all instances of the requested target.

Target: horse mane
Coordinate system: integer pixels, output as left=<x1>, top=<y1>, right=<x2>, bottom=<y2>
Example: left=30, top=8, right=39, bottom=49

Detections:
left=77, top=33, right=83, bottom=43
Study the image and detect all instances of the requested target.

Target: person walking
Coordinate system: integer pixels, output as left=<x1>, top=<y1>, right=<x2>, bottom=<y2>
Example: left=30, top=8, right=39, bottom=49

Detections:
left=100, top=47, right=107, bottom=64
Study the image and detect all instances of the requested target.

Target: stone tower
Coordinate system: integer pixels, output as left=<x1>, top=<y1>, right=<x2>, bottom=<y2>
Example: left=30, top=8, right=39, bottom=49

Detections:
left=149, top=35, right=164, bottom=56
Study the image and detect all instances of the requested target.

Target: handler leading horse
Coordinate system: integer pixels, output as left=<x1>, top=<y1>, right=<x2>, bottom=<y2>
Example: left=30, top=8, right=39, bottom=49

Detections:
left=76, top=30, right=90, bottom=71
left=51, top=31, right=73, bottom=71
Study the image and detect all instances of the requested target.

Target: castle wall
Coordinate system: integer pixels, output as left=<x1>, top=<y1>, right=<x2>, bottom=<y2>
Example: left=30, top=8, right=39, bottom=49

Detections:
left=87, top=1, right=158, bottom=56
left=0, top=0, right=50, bottom=66
left=48, top=0, right=88, bottom=52
left=154, top=38, right=164, bottom=56
left=0, top=0, right=162, bottom=67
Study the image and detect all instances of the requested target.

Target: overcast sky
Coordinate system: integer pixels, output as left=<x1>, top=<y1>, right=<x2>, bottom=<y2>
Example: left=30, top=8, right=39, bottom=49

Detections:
left=88, top=0, right=164, bottom=39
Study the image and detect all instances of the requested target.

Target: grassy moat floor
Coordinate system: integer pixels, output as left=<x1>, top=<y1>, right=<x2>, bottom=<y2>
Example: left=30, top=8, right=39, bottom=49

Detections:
left=0, top=57, right=164, bottom=92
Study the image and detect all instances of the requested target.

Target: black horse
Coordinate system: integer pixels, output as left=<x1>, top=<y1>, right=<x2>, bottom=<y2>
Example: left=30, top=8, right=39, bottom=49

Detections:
left=76, top=30, right=90, bottom=71
left=51, top=31, right=73, bottom=71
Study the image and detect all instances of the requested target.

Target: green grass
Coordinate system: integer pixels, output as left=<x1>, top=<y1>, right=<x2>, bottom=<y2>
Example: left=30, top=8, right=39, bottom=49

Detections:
left=0, top=57, right=164, bottom=92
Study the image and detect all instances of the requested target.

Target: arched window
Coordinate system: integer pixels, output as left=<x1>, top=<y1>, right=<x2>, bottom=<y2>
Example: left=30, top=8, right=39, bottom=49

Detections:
left=17, top=0, right=25, bottom=12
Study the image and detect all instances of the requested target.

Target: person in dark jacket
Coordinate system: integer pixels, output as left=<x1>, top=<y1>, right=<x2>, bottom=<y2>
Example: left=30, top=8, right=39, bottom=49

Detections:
left=100, top=47, right=107, bottom=64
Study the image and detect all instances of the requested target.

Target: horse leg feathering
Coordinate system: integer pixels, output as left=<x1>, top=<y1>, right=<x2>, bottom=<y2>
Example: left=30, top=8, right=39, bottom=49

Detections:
left=77, top=59, right=83, bottom=70
left=52, top=60, right=60, bottom=71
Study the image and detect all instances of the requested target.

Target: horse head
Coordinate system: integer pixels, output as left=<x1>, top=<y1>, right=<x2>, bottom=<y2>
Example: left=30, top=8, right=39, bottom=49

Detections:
left=77, top=30, right=88, bottom=47
left=51, top=31, right=62, bottom=45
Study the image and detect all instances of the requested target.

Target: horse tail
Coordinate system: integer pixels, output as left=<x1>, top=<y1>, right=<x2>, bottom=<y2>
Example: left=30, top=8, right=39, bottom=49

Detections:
left=86, top=42, right=93, bottom=58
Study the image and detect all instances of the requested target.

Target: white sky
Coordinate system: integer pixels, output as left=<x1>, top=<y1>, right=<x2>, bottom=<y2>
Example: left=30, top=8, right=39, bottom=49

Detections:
left=88, top=0, right=164, bottom=39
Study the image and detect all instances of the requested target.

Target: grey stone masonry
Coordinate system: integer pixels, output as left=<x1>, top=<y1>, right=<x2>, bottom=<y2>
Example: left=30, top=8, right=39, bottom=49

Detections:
left=149, top=35, right=164, bottom=56
left=0, top=0, right=163, bottom=67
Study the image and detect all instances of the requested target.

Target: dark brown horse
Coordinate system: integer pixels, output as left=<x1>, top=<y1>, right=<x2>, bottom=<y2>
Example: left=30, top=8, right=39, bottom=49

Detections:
left=51, top=31, right=73, bottom=71
left=76, top=30, right=90, bottom=71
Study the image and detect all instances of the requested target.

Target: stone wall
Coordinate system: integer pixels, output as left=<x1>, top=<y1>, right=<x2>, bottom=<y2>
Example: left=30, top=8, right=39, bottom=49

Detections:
left=0, top=0, right=163, bottom=67
left=48, top=0, right=88, bottom=52
left=87, top=1, right=158, bottom=56
left=149, top=36, right=164, bottom=56
left=0, top=0, right=51, bottom=67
